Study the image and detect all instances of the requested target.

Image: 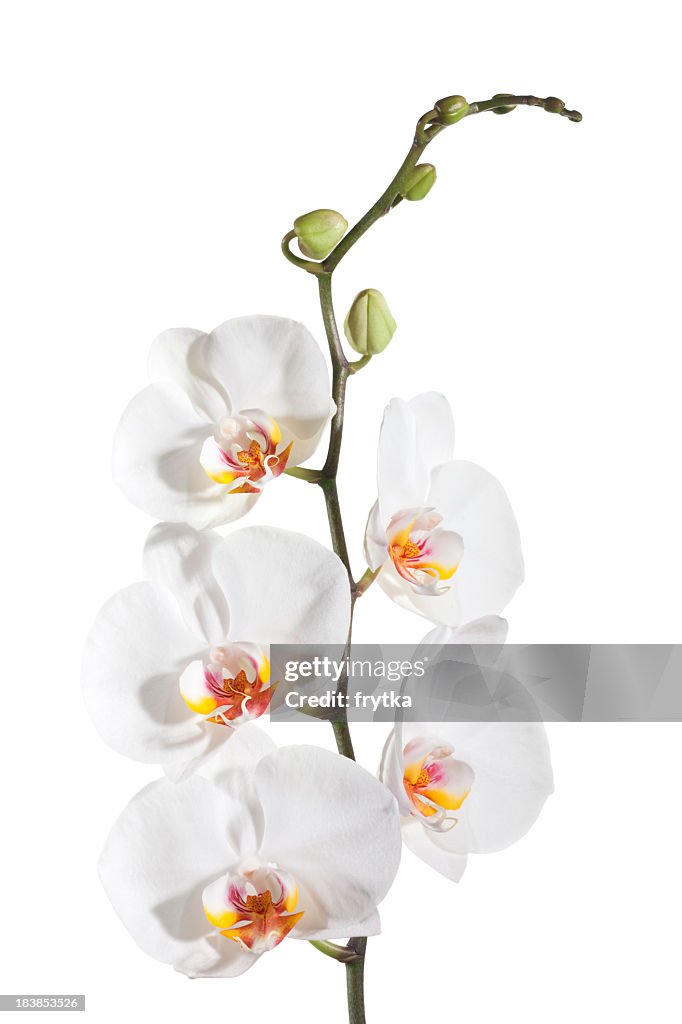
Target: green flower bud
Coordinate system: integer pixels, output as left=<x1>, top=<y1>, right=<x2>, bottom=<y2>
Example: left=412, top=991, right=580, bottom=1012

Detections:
left=401, top=163, right=437, bottom=201
left=434, top=95, right=470, bottom=125
left=344, top=289, right=397, bottom=356
left=293, top=209, right=348, bottom=260
left=491, top=93, right=517, bottom=115
left=544, top=96, right=566, bottom=114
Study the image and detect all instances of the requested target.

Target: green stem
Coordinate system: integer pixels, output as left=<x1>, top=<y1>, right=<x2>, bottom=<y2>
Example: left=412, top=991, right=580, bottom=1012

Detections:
left=320, top=477, right=352, bottom=584
left=319, top=274, right=350, bottom=475
left=283, top=88, right=582, bottom=1024
left=470, top=93, right=582, bottom=120
left=345, top=938, right=367, bottom=1024
left=323, top=142, right=422, bottom=271
left=349, top=354, right=372, bottom=374
left=331, top=718, right=356, bottom=760
left=309, top=940, right=362, bottom=964
left=281, top=229, right=326, bottom=276
left=323, top=91, right=581, bottom=273
left=355, top=566, right=380, bottom=597
left=313, top=248, right=366, bottom=1024
left=284, top=465, right=322, bottom=483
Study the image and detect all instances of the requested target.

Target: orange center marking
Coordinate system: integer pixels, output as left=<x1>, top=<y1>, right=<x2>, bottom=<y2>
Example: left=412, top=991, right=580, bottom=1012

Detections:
left=245, top=890, right=273, bottom=914
left=223, top=670, right=249, bottom=695
left=237, top=440, right=265, bottom=470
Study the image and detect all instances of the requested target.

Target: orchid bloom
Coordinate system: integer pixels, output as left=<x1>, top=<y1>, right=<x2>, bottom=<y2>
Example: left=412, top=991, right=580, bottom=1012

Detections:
left=99, top=727, right=402, bottom=978
left=380, top=713, right=553, bottom=882
left=82, top=524, right=350, bottom=780
left=112, top=316, right=334, bottom=528
left=364, top=392, right=524, bottom=627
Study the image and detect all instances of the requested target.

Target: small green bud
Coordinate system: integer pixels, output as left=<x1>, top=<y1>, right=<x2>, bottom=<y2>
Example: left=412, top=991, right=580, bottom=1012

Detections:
left=544, top=96, right=565, bottom=114
left=344, top=289, right=397, bottom=356
left=401, top=163, right=437, bottom=201
left=491, top=93, right=517, bottom=115
left=293, top=209, right=348, bottom=260
left=434, top=95, right=470, bottom=125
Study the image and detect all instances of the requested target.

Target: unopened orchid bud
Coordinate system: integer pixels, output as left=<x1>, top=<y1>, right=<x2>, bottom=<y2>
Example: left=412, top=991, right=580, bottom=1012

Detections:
left=344, top=289, right=397, bottom=356
left=544, top=96, right=566, bottom=114
left=293, top=209, right=348, bottom=260
left=401, top=163, right=437, bottom=201
left=491, top=93, right=517, bottom=115
left=434, top=95, right=470, bottom=125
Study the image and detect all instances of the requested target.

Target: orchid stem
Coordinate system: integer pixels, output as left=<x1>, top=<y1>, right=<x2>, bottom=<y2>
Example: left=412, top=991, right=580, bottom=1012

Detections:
left=354, top=566, right=380, bottom=597
left=281, top=229, right=326, bottom=276
left=283, top=88, right=582, bottom=1024
left=331, top=719, right=356, bottom=759
left=285, top=466, right=322, bottom=483
left=345, top=938, right=367, bottom=1024
left=321, top=92, right=581, bottom=273
left=319, top=477, right=352, bottom=585
left=310, top=940, right=363, bottom=964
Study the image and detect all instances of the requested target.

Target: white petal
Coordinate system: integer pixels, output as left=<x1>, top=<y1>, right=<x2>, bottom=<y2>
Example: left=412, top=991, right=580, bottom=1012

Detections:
left=378, top=728, right=413, bottom=819
left=173, top=935, right=257, bottom=979
left=376, top=392, right=454, bottom=519
left=178, top=660, right=221, bottom=715
left=405, top=392, right=455, bottom=469
left=400, top=720, right=554, bottom=854
left=143, top=524, right=230, bottom=643
left=147, top=328, right=225, bottom=421
left=401, top=819, right=469, bottom=882
left=82, top=582, right=217, bottom=764
left=363, top=500, right=389, bottom=572
left=112, top=381, right=257, bottom=528
left=99, top=775, right=254, bottom=977
left=422, top=616, right=509, bottom=647
left=164, top=681, right=278, bottom=786
left=376, top=400, right=429, bottom=517
left=375, top=557, right=463, bottom=627
left=203, top=317, right=334, bottom=465
left=427, top=460, right=524, bottom=622
left=198, top=721, right=277, bottom=786
left=163, top=748, right=224, bottom=785
left=255, top=747, right=401, bottom=939
left=211, top=527, right=351, bottom=644
left=197, top=723, right=273, bottom=856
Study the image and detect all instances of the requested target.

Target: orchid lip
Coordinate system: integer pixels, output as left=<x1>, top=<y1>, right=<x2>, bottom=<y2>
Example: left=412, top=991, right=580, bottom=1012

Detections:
left=386, top=506, right=463, bottom=595
left=411, top=794, right=460, bottom=832
left=178, top=642, right=272, bottom=725
left=203, top=862, right=304, bottom=955
left=200, top=408, right=293, bottom=493
left=402, top=737, right=474, bottom=832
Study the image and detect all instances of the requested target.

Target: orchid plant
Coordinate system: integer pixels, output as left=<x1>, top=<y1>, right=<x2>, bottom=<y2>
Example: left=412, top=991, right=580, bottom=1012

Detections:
left=84, top=91, right=581, bottom=1023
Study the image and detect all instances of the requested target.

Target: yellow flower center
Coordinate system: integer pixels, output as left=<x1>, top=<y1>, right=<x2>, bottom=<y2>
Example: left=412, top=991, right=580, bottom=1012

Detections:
left=398, top=539, right=421, bottom=560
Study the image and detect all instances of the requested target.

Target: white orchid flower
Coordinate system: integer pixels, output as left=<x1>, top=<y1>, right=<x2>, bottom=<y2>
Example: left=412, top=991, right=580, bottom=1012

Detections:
left=380, top=712, right=553, bottom=882
left=82, top=524, right=350, bottom=780
left=99, top=727, right=402, bottom=978
left=364, top=392, right=524, bottom=626
left=112, top=316, right=334, bottom=528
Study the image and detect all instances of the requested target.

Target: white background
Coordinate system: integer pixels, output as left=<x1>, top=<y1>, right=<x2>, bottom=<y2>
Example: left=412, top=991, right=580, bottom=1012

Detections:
left=1, top=1, right=681, bottom=1021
